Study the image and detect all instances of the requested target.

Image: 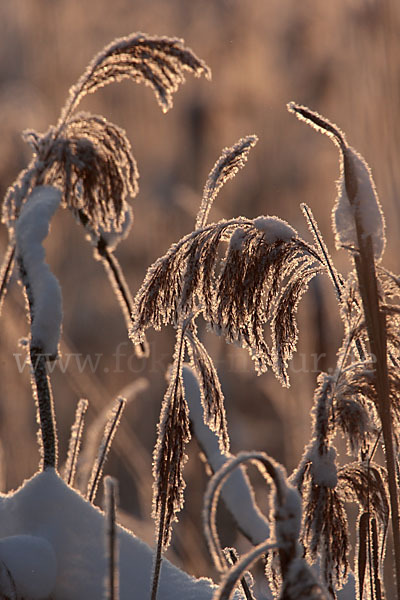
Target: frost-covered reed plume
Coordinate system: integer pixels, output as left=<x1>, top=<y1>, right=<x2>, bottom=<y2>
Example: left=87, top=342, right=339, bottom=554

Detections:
left=0, top=30, right=210, bottom=471
left=129, top=103, right=400, bottom=600
left=1, top=22, right=400, bottom=600
left=0, top=31, right=226, bottom=600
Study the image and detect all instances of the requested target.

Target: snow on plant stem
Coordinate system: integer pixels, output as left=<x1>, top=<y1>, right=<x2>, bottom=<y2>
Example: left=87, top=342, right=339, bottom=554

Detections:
left=287, top=102, right=386, bottom=260
left=16, top=185, right=62, bottom=357
left=183, top=366, right=270, bottom=549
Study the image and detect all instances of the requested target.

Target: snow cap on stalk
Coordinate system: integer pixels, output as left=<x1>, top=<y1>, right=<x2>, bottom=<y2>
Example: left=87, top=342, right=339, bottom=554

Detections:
left=288, top=102, right=386, bottom=261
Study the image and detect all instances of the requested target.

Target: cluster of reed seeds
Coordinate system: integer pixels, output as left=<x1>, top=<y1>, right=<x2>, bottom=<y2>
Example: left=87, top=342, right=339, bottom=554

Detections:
left=1, top=30, right=400, bottom=600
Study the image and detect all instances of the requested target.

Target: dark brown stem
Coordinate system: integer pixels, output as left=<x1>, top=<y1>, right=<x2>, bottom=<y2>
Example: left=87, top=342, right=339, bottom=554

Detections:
left=71, top=206, right=148, bottom=358
left=151, top=482, right=168, bottom=600
left=105, top=477, right=119, bottom=600
left=97, top=241, right=148, bottom=357
left=96, top=238, right=134, bottom=328
left=226, top=549, right=256, bottom=600
left=18, top=253, right=58, bottom=471
left=30, top=346, right=58, bottom=470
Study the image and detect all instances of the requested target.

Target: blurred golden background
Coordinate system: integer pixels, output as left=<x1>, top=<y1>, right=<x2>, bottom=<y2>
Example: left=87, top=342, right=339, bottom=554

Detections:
left=0, top=0, right=399, bottom=584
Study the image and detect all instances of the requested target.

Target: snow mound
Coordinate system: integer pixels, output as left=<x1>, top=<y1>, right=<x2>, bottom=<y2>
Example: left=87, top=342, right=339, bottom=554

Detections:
left=0, top=470, right=225, bottom=599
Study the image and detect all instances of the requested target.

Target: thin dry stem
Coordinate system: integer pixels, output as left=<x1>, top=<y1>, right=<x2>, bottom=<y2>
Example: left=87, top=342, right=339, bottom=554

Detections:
left=0, top=244, right=15, bottom=316
left=64, top=398, right=89, bottom=486
left=86, top=397, right=126, bottom=503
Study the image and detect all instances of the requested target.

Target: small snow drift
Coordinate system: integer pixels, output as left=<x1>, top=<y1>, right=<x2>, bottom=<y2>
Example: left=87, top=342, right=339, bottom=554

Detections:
left=0, top=470, right=222, bottom=600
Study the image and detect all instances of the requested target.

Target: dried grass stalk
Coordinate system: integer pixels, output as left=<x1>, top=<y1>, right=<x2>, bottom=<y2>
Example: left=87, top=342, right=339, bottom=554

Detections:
left=0, top=244, right=15, bottom=317
left=289, top=101, right=400, bottom=597
left=64, top=398, right=89, bottom=486
left=86, top=397, right=126, bottom=503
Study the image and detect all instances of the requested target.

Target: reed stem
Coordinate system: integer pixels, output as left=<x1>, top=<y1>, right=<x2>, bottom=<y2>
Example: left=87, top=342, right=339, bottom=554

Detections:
left=354, top=237, right=400, bottom=599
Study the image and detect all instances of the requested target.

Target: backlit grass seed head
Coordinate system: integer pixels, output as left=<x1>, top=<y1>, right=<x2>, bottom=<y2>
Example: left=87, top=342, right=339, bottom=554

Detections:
left=2, top=32, right=210, bottom=235
left=292, top=375, right=349, bottom=589
left=333, top=395, right=376, bottom=456
left=62, top=33, right=211, bottom=121
left=337, top=462, right=389, bottom=533
left=196, top=135, right=258, bottom=230
left=152, top=328, right=190, bottom=548
left=336, top=362, right=400, bottom=448
left=37, top=113, right=139, bottom=233
left=185, top=327, right=229, bottom=452
left=333, top=364, right=379, bottom=455
left=303, top=482, right=349, bottom=590
left=130, top=217, right=320, bottom=384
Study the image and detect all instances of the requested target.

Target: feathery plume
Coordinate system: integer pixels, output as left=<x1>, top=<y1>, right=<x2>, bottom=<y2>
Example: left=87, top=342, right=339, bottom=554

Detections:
left=185, top=328, right=229, bottom=451
left=61, top=33, right=211, bottom=121
left=131, top=216, right=321, bottom=384
left=31, top=114, right=138, bottom=233
left=196, top=135, right=258, bottom=230
left=338, top=462, right=389, bottom=531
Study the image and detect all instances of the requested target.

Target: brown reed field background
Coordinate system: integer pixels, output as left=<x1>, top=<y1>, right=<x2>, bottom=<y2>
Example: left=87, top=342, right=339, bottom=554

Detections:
left=1, top=1, right=400, bottom=598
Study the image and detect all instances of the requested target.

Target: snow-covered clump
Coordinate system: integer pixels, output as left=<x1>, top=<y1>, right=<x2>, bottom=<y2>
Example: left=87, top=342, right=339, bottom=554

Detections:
left=229, top=228, right=247, bottom=251
left=0, top=470, right=224, bottom=600
left=309, top=446, right=338, bottom=488
left=15, top=185, right=63, bottom=357
left=253, top=216, right=296, bottom=243
left=334, top=147, right=385, bottom=260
